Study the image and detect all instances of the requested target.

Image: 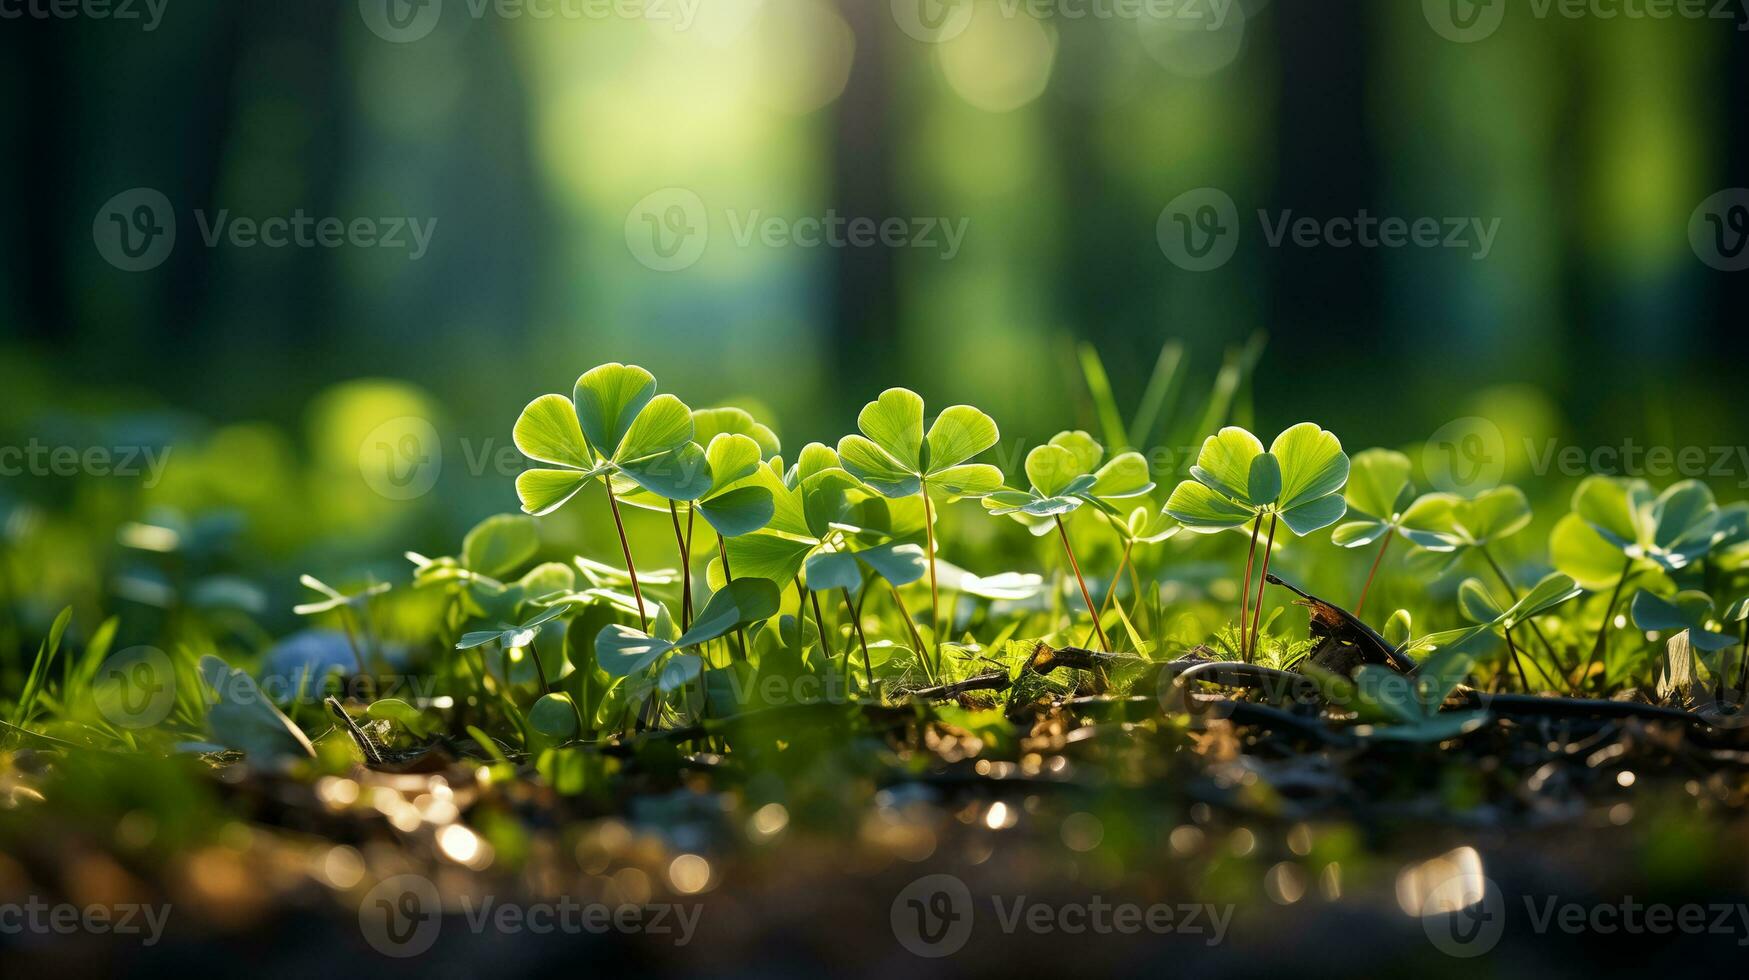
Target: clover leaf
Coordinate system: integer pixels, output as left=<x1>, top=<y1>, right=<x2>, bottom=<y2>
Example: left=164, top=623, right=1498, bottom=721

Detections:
left=514, top=363, right=712, bottom=515
left=837, top=389, right=1002, bottom=648
left=1165, top=423, right=1349, bottom=660
left=1330, top=448, right=1429, bottom=615
left=1331, top=449, right=1421, bottom=548
left=982, top=431, right=1155, bottom=536
left=1551, top=477, right=1723, bottom=588
left=594, top=578, right=781, bottom=692
left=513, top=364, right=713, bottom=631
left=1631, top=590, right=1738, bottom=653
left=1456, top=572, right=1583, bottom=690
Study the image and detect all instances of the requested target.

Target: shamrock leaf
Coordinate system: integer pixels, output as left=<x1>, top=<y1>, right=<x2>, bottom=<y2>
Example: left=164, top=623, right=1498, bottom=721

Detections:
left=1551, top=477, right=1723, bottom=587
left=594, top=578, right=781, bottom=679
left=837, top=389, right=1003, bottom=500
left=1331, top=449, right=1422, bottom=548
left=1167, top=423, right=1349, bottom=535
left=1631, top=590, right=1739, bottom=652
left=513, top=363, right=712, bottom=516
left=983, top=431, right=1157, bottom=537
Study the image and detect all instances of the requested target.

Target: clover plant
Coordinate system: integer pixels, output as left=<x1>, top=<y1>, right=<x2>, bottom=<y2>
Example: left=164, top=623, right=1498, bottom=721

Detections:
left=513, top=363, right=712, bottom=631
left=1166, top=423, right=1349, bottom=661
left=1330, top=448, right=1428, bottom=616
left=983, top=431, right=1155, bottom=651
left=837, top=389, right=1002, bottom=651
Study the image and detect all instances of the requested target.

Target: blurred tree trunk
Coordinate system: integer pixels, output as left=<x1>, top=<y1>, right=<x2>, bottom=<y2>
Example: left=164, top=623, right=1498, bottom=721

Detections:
left=1268, top=0, right=1381, bottom=363
left=827, top=0, right=899, bottom=385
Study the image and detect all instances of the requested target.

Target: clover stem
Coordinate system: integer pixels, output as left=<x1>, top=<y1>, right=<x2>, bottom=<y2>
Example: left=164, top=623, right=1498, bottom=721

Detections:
left=717, top=533, right=748, bottom=661
left=1087, top=533, right=1136, bottom=650
left=1239, top=515, right=1261, bottom=657
left=1503, top=626, right=1533, bottom=692
left=603, top=480, right=648, bottom=632
left=920, top=477, right=941, bottom=655
left=1735, top=621, right=1748, bottom=702
left=1246, top=515, right=1279, bottom=663
left=1581, top=558, right=1635, bottom=695
left=887, top=580, right=933, bottom=680
left=1055, top=516, right=1111, bottom=653
left=843, top=587, right=873, bottom=694
left=528, top=641, right=551, bottom=695
left=808, top=588, right=830, bottom=656
left=668, top=501, right=691, bottom=632
left=916, top=476, right=944, bottom=644
left=1355, top=528, right=1394, bottom=618
left=336, top=605, right=371, bottom=680
left=1478, top=544, right=1563, bottom=673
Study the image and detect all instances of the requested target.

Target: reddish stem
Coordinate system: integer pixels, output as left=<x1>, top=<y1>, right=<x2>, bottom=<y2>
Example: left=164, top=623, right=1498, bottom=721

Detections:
left=1246, top=514, right=1278, bottom=663
left=1239, top=515, right=1261, bottom=656
left=1355, top=528, right=1394, bottom=618
left=1056, top=516, right=1111, bottom=652
left=603, top=480, right=648, bottom=632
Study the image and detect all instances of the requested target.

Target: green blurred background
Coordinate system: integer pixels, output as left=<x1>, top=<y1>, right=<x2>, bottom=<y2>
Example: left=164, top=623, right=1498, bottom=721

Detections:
left=1, top=0, right=1746, bottom=649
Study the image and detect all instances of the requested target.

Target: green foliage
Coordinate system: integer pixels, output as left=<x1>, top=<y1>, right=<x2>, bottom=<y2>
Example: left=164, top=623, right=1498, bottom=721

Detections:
left=1331, top=449, right=1424, bottom=548
left=837, top=388, right=1003, bottom=499
left=1400, top=485, right=1533, bottom=553
left=513, top=363, right=712, bottom=515
left=1551, top=477, right=1724, bottom=587
left=1631, top=590, right=1738, bottom=652
left=1166, top=423, right=1350, bottom=535
left=983, top=430, right=1158, bottom=537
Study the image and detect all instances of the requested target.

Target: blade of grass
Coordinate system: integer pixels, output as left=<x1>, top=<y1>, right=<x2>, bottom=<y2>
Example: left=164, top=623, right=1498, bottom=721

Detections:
left=1127, top=340, right=1185, bottom=450
left=1077, top=342, right=1130, bottom=451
